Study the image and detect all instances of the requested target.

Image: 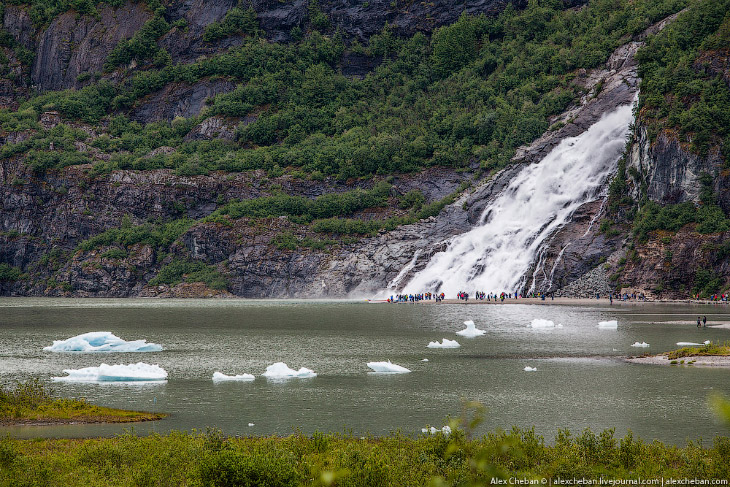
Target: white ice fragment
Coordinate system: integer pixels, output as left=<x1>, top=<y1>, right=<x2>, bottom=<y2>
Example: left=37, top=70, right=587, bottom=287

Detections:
left=524, top=366, right=537, bottom=372
left=248, top=423, right=255, bottom=427
left=676, top=342, right=701, bottom=346
left=212, top=371, right=255, bottom=382
left=631, top=342, right=650, bottom=348
left=704, top=340, right=711, bottom=345
left=456, top=320, right=486, bottom=337
left=423, top=426, right=451, bottom=435
left=421, top=358, right=429, bottom=362
left=53, top=362, right=168, bottom=382
left=262, top=362, right=316, bottom=379
left=44, top=332, right=162, bottom=353
left=427, top=338, right=460, bottom=349
left=530, top=319, right=555, bottom=328
left=367, top=361, right=411, bottom=374
left=598, top=320, right=618, bottom=329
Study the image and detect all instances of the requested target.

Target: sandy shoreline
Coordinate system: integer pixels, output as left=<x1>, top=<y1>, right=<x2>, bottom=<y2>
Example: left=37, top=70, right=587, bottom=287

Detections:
left=626, top=355, right=730, bottom=367
left=374, top=297, right=730, bottom=307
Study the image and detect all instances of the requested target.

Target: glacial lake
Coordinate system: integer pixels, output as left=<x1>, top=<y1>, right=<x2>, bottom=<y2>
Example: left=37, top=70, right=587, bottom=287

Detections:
left=1, top=298, right=729, bottom=444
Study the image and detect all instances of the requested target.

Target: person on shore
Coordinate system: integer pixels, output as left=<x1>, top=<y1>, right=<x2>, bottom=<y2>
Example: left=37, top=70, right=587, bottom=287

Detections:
left=609, top=294, right=613, bottom=305
left=697, top=317, right=701, bottom=328
left=703, top=316, right=707, bottom=327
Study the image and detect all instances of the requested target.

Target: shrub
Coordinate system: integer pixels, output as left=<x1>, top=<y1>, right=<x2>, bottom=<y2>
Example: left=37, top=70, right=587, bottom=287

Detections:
left=0, top=263, right=25, bottom=281
left=149, top=259, right=228, bottom=290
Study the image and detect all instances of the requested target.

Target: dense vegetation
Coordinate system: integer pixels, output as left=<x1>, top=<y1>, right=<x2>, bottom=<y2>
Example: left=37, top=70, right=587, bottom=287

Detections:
left=2, top=0, right=729, bottom=296
left=0, top=379, right=164, bottom=423
left=637, top=0, right=730, bottom=158
left=596, top=0, right=730, bottom=296
left=1, top=0, right=690, bottom=181
left=1, top=420, right=730, bottom=486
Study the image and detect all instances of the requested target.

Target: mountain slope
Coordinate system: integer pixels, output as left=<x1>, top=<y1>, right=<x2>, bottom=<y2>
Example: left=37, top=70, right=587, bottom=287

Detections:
left=0, top=0, right=727, bottom=298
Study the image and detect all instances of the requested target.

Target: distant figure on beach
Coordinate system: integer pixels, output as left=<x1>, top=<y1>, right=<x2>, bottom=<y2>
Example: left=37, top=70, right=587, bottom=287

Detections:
left=703, top=316, right=707, bottom=327
left=697, top=317, right=701, bottom=328
left=609, top=295, right=613, bottom=304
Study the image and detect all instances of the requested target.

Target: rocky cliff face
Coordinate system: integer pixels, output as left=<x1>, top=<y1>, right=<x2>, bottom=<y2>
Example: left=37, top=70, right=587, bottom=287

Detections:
left=1, top=2, right=726, bottom=299
left=627, top=127, right=729, bottom=210
left=32, top=4, right=151, bottom=92
left=2, top=0, right=576, bottom=104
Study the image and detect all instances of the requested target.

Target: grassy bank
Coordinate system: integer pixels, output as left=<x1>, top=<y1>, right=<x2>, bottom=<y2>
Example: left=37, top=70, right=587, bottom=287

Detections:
left=1, top=426, right=730, bottom=486
left=667, top=342, right=730, bottom=360
left=0, top=380, right=164, bottom=425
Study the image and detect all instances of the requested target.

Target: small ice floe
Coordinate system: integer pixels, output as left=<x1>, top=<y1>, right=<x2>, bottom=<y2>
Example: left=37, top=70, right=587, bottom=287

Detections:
left=422, top=426, right=451, bottom=435
left=248, top=423, right=255, bottom=427
left=456, top=320, right=486, bottom=337
left=367, top=361, right=411, bottom=374
left=53, top=362, right=168, bottom=382
left=262, top=362, right=316, bottom=379
left=44, top=332, right=162, bottom=353
left=427, top=338, right=460, bottom=349
left=631, top=342, right=650, bottom=348
left=212, top=371, right=255, bottom=382
left=597, top=320, right=618, bottom=329
left=530, top=319, right=562, bottom=328
left=676, top=340, right=712, bottom=346
left=421, top=358, right=429, bottom=362
left=524, top=366, right=537, bottom=372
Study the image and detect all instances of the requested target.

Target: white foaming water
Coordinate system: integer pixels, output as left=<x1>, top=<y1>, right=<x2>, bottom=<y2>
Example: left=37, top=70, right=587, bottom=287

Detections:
left=44, top=331, right=162, bottom=352
left=53, top=362, right=168, bottom=382
left=399, top=104, right=634, bottom=295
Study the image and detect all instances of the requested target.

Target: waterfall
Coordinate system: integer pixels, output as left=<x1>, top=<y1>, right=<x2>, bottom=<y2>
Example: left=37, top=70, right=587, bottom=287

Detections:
left=398, top=103, right=635, bottom=296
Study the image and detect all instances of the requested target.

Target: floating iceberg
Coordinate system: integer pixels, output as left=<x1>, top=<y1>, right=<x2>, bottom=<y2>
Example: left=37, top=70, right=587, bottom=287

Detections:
left=44, top=332, right=162, bottom=353
left=427, top=338, right=460, bottom=349
left=676, top=340, right=711, bottom=346
left=631, top=342, right=650, bottom=348
left=367, top=361, right=411, bottom=374
left=524, top=366, right=537, bottom=372
left=53, top=362, right=168, bottom=382
left=248, top=423, right=255, bottom=427
left=262, top=362, right=316, bottom=379
left=530, top=319, right=562, bottom=329
left=212, top=371, right=255, bottom=382
left=421, top=358, right=429, bottom=362
left=422, top=426, right=451, bottom=435
left=456, top=320, right=486, bottom=337
left=597, top=320, right=618, bottom=329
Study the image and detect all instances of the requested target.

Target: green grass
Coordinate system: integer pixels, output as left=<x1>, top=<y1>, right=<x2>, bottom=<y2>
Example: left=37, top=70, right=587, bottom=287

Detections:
left=0, top=379, right=164, bottom=425
left=666, top=341, right=730, bottom=360
left=0, top=426, right=729, bottom=486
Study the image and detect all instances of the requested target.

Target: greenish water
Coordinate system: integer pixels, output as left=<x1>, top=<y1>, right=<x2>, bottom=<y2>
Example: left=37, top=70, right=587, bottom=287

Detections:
left=0, top=298, right=728, bottom=444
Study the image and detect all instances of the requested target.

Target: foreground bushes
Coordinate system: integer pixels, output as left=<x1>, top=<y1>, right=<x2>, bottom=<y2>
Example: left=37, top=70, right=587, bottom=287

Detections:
left=1, top=425, right=730, bottom=486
